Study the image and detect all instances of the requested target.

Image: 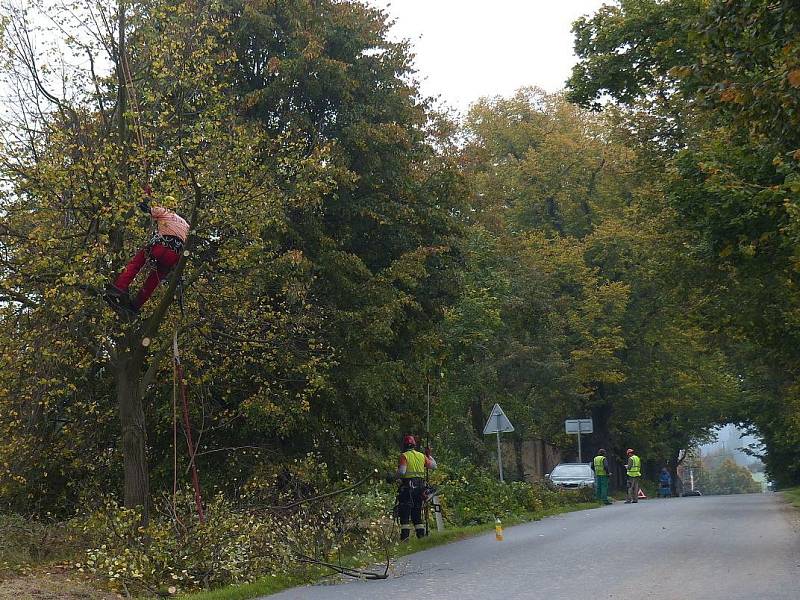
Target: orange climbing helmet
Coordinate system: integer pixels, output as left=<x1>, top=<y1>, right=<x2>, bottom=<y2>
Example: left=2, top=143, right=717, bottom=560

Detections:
left=402, top=435, right=417, bottom=448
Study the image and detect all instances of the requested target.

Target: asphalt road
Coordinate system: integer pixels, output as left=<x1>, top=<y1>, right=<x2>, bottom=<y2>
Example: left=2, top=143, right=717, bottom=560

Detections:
left=263, top=493, right=800, bottom=600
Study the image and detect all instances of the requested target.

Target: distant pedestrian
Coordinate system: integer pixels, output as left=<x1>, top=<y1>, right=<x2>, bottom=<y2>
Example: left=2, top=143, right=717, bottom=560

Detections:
left=625, top=448, right=642, bottom=504
left=659, top=467, right=672, bottom=498
left=591, top=449, right=612, bottom=505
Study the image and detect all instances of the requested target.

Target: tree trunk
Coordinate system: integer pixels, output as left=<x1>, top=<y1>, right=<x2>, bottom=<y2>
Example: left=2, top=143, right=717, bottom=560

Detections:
left=589, top=384, right=618, bottom=488
left=513, top=434, right=525, bottom=482
left=116, top=347, right=149, bottom=522
left=669, top=448, right=684, bottom=497
left=469, top=395, right=487, bottom=466
left=540, top=439, right=548, bottom=480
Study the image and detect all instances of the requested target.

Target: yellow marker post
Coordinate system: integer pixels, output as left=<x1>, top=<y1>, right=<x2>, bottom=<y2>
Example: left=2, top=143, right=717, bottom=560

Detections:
left=495, top=518, right=504, bottom=541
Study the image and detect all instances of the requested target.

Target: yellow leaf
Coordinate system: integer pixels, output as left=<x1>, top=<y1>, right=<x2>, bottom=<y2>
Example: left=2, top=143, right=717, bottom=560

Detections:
left=787, top=69, right=800, bottom=88
left=719, top=87, right=739, bottom=103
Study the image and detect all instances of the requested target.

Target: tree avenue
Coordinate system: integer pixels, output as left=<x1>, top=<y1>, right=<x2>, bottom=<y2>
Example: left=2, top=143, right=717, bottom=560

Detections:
left=568, top=0, right=800, bottom=486
left=0, top=0, right=790, bottom=579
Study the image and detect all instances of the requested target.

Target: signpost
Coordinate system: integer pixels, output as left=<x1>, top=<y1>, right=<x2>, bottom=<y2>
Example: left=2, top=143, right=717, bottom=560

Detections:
left=483, top=404, right=515, bottom=481
left=565, top=418, right=593, bottom=462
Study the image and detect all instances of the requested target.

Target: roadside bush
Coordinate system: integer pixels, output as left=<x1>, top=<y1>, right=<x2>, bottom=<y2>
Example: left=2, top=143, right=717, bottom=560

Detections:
left=77, top=470, right=398, bottom=595
left=78, top=493, right=295, bottom=595
left=434, top=465, right=594, bottom=525
left=0, top=459, right=594, bottom=596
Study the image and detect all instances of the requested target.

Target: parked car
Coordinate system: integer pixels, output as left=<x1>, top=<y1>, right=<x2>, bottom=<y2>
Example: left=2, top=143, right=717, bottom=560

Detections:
left=546, top=463, right=595, bottom=488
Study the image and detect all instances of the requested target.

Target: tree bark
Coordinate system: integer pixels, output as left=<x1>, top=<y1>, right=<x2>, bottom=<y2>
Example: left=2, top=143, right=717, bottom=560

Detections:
left=513, top=434, right=525, bottom=482
left=669, top=448, right=684, bottom=497
left=469, top=395, right=487, bottom=466
left=116, top=344, right=149, bottom=521
left=589, top=384, right=620, bottom=489
left=112, top=159, right=199, bottom=520
left=114, top=0, right=152, bottom=518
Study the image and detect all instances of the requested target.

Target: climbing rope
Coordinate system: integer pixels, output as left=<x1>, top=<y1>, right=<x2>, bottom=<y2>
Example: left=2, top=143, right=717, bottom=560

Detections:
left=173, top=328, right=205, bottom=523
left=295, top=554, right=389, bottom=580
left=120, top=45, right=150, bottom=182
left=172, top=345, right=178, bottom=513
left=251, top=470, right=377, bottom=513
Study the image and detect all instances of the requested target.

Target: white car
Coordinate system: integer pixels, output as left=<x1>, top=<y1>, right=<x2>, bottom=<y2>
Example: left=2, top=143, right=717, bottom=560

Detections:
left=547, top=463, right=595, bottom=488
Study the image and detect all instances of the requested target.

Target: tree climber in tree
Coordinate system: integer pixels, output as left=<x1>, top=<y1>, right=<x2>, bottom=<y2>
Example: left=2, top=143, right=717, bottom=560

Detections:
left=104, top=193, right=188, bottom=317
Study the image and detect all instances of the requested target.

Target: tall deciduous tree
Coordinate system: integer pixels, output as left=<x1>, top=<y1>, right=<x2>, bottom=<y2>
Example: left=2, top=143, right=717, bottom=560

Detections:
left=0, top=0, right=338, bottom=516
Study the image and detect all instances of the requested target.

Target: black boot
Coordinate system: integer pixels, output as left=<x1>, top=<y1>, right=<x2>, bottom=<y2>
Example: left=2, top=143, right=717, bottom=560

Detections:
left=104, top=286, right=139, bottom=320
left=118, top=296, right=140, bottom=321
left=105, top=283, right=126, bottom=298
left=103, top=283, right=130, bottom=308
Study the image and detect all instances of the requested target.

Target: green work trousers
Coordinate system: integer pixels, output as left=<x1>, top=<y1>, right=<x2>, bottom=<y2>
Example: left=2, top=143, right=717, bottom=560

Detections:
left=595, top=475, right=610, bottom=504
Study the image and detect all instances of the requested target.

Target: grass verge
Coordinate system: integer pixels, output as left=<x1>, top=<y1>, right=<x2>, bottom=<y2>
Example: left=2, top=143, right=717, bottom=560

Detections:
left=176, top=501, right=601, bottom=600
left=173, top=572, right=317, bottom=600
left=780, top=486, right=800, bottom=509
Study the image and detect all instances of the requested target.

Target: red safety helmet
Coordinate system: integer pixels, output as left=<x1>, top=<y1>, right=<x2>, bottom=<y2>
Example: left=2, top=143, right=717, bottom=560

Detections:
left=626, top=448, right=635, bottom=456
left=402, top=435, right=417, bottom=447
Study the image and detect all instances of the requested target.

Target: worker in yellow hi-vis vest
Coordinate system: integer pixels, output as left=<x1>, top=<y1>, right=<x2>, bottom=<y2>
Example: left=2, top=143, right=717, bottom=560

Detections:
left=625, top=448, right=642, bottom=504
left=395, top=435, right=437, bottom=540
left=591, top=449, right=612, bottom=505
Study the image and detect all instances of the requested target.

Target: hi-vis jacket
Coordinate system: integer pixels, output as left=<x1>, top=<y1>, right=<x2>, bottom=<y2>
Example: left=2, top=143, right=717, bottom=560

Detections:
left=627, top=455, right=642, bottom=478
left=592, top=455, right=608, bottom=476
left=397, top=450, right=437, bottom=479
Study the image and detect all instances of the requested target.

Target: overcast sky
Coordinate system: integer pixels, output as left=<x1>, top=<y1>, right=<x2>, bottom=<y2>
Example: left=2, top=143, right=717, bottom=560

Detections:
left=370, top=0, right=609, bottom=113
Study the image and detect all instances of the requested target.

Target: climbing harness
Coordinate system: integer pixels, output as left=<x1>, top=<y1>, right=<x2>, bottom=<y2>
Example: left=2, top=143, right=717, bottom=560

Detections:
left=147, top=232, right=185, bottom=256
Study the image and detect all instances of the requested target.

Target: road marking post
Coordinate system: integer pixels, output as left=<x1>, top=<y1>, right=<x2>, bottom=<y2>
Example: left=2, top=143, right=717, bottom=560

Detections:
left=495, top=518, right=504, bottom=541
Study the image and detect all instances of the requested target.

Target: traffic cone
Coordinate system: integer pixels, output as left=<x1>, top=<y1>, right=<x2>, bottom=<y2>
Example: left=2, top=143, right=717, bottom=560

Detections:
left=495, top=518, right=504, bottom=541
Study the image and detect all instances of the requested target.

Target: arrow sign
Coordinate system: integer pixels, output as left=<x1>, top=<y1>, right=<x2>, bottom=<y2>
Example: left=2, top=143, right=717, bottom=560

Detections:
left=483, top=403, right=515, bottom=434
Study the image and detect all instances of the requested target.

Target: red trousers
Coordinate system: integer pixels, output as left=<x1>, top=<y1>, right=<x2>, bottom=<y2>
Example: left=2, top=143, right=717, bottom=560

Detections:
left=114, top=244, right=179, bottom=309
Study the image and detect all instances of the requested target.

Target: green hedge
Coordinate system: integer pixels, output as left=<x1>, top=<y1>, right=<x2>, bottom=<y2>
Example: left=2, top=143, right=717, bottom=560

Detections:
left=434, top=465, right=594, bottom=525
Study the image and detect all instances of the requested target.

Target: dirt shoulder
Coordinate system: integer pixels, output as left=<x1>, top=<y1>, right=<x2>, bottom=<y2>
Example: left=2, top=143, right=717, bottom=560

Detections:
left=0, top=569, right=120, bottom=600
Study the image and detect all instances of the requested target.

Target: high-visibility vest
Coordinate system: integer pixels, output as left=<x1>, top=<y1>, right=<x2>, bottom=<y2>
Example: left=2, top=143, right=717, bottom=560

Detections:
left=593, top=455, right=607, bottom=476
left=627, top=455, right=641, bottom=477
left=401, top=450, right=426, bottom=478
